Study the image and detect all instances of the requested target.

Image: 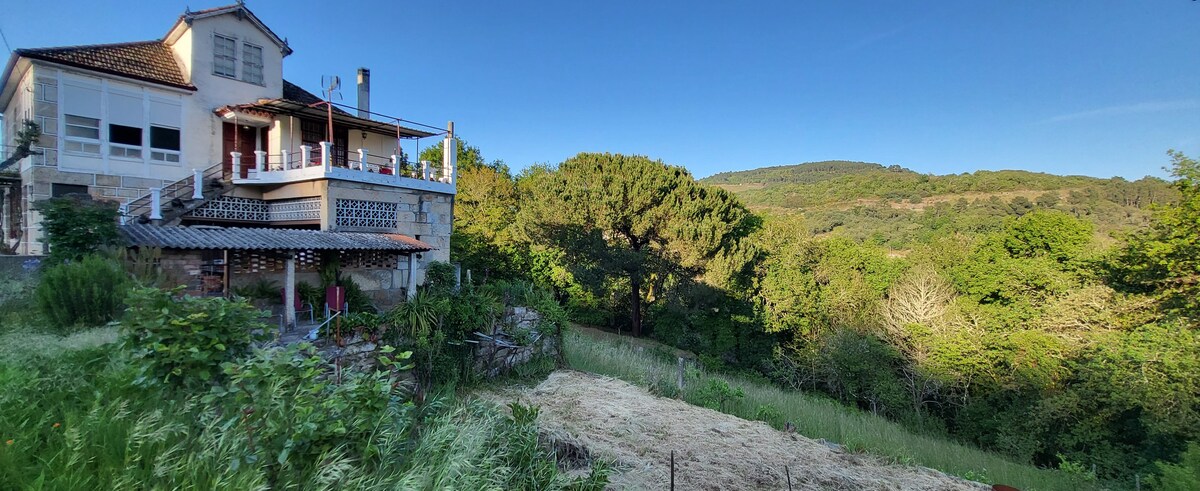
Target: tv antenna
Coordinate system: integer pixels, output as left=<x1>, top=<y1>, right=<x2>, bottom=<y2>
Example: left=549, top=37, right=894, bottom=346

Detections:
left=320, top=75, right=342, bottom=142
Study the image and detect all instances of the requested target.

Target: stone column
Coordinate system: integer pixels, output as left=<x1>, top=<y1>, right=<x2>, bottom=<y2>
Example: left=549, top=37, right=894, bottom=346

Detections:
left=284, top=253, right=297, bottom=331
left=407, top=252, right=417, bottom=300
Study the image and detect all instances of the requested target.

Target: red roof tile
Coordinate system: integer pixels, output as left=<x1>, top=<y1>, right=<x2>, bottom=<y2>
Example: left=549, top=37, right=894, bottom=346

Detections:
left=17, top=41, right=194, bottom=90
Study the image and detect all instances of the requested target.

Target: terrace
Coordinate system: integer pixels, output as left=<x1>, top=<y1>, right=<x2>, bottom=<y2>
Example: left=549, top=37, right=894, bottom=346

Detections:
left=229, top=139, right=457, bottom=195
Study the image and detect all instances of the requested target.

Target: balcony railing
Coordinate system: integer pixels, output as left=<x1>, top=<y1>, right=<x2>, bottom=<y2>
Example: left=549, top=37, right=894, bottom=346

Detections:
left=233, top=140, right=457, bottom=194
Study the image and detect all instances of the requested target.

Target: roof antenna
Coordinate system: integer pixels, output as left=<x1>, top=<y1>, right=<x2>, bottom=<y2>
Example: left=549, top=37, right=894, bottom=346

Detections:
left=320, top=75, right=342, bottom=143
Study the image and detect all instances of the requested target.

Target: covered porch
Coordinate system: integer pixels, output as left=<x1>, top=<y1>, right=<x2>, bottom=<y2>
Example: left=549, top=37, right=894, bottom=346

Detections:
left=118, top=223, right=435, bottom=331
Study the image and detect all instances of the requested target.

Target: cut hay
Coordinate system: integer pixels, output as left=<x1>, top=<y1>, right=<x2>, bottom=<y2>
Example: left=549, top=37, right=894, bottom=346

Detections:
left=491, top=370, right=988, bottom=490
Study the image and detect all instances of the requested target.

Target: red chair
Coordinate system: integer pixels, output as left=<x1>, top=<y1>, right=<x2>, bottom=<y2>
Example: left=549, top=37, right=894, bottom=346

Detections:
left=280, top=288, right=315, bottom=323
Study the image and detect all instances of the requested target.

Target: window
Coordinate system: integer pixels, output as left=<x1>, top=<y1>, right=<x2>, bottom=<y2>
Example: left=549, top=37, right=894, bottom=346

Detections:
left=108, top=124, right=142, bottom=159
left=213, top=34, right=237, bottom=78
left=63, top=114, right=100, bottom=154
left=51, top=183, right=89, bottom=198
left=150, top=126, right=181, bottom=163
left=242, top=43, right=264, bottom=85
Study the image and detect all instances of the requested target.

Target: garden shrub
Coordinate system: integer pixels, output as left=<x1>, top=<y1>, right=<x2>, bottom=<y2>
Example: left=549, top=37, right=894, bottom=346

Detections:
left=121, top=286, right=266, bottom=387
left=35, top=254, right=130, bottom=330
left=33, top=195, right=121, bottom=264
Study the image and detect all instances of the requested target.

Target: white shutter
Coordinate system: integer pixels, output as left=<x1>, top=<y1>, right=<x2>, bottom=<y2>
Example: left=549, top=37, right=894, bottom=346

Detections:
left=149, top=99, right=181, bottom=128
left=62, top=82, right=101, bottom=119
left=108, top=92, right=143, bottom=127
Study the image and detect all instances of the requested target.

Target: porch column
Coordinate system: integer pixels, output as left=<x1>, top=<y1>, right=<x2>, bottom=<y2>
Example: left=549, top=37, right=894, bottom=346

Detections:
left=407, top=252, right=417, bottom=300
left=191, top=169, right=204, bottom=199
left=319, top=142, right=333, bottom=172
left=284, top=252, right=297, bottom=330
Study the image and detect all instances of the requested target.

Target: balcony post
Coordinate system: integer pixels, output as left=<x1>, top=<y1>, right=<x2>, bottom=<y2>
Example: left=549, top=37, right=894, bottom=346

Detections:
left=231, top=152, right=242, bottom=178
left=319, top=141, right=332, bottom=172
left=118, top=202, right=129, bottom=225
left=192, top=169, right=204, bottom=199
left=421, top=160, right=430, bottom=181
left=357, top=149, right=367, bottom=171
left=301, top=145, right=312, bottom=168
left=390, top=155, right=401, bottom=181
left=443, top=136, right=457, bottom=185
left=281, top=152, right=291, bottom=170
left=254, top=151, right=266, bottom=173
left=149, top=187, right=162, bottom=220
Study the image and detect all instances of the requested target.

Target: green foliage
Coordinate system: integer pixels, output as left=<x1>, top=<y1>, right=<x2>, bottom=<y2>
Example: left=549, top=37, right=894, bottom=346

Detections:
left=1002, top=209, right=1093, bottom=262
left=295, top=280, right=322, bottom=310
left=33, top=195, right=122, bottom=264
left=120, top=287, right=265, bottom=387
left=695, top=378, right=745, bottom=412
left=518, top=153, right=755, bottom=335
left=424, top=260, right=458, bottom=294
left=204, top=343, right=411, bottom=482
left=231, top=277, right=281, bottom=304
left=35, top=255, right=130, bottom=330
left=1150, top=442, right=1200, bottom=491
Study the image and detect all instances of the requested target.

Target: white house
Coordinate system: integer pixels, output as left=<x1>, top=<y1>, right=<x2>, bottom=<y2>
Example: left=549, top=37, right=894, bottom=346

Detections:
left=0, top=3, right=458, bottom=314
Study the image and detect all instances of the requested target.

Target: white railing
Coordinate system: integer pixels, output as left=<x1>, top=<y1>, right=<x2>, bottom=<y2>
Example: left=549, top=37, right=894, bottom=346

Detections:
left=230, top=138, right=458, bottom=194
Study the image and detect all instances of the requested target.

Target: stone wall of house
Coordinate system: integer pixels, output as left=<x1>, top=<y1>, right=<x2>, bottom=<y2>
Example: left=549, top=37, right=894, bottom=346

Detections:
left=473, top=307, right=560, bottom=378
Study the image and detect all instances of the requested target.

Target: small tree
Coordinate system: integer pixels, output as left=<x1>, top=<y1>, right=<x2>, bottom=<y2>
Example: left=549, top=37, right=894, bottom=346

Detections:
left=34, top=194, right=121, bottom=263
left=0, top=119, right=40, bottom=170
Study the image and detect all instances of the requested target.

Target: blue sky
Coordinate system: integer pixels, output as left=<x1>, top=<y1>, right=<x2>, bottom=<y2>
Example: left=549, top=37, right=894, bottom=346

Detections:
left=3, top=0, right=1197, bottom=179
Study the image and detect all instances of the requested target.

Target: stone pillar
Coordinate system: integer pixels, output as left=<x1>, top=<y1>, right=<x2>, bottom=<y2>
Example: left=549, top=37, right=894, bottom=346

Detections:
left=284, top=253, right=297, bottom=330
left=301, top=145, right=312, bottom=168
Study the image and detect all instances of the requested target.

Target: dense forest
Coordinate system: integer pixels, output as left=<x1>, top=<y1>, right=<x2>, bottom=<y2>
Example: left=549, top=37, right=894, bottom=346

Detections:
left=443, top=145, right=1199, bottom=488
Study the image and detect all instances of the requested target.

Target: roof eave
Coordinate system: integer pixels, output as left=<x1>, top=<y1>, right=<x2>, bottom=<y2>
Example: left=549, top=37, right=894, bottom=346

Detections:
left=166, top=4, right=292, bottom=57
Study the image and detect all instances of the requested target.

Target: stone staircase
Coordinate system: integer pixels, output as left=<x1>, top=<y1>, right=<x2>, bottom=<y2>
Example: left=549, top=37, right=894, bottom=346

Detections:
left=119, top=163, right=230, bottom=226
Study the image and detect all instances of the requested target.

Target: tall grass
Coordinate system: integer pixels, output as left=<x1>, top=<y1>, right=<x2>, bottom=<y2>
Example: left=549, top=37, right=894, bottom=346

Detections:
left=0, top=325, right=605, bottom=490
left=565, top=328, right=1095, bottom=491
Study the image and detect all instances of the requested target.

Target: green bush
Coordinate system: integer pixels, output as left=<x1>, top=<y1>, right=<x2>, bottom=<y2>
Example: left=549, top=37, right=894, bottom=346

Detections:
left=33, top=195, right=121, bottom=264
left=1151, top=442, right=1200, bottom=491
left=120, top=286, right=266, bottom=387
left=424, top=261, right=458, bottom=293
left=35, top=255, right=130, bottom=330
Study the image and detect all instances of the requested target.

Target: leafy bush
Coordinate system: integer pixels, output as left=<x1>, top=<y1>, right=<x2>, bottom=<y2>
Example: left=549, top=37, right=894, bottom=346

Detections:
left=205, top=343, right=412, bottom=483
left=1150, top=442, right=1200, bottom=491
left=35, top=255, right=130, bottom=330
left=694, top=378, right=744, bottom=412
left=424, top=261, right=458, bottom=293
left=231, top=277, right=281, bottom=304
left=33, top=195, right=121, bottom=263
left=121, top=287, right=265, bottom=387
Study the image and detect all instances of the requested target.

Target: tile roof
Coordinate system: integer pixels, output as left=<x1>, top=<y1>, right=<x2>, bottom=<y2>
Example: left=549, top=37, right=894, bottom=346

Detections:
left=17, top=41, right=194, bottom=90
left=120, top=224, right=434, bottom=252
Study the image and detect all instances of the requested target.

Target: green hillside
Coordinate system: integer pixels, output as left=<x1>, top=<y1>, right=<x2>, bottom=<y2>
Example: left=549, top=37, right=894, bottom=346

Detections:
left=702, top=161, right=1178, bottom=248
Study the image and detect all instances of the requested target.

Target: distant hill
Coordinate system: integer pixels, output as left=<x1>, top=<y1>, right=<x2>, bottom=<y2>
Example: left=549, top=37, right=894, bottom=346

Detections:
left=702, top=160, right=1177, bottom=248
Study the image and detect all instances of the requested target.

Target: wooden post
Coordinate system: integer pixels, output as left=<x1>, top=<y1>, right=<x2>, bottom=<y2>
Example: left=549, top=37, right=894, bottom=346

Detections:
left=284, top=253, right=296, bottom=332
left=670, top=450, right=675, bottom=491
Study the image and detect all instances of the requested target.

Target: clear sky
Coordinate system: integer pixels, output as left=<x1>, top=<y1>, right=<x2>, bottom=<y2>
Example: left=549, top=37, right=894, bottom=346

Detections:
left=3, top=0, right=1197, bottom=179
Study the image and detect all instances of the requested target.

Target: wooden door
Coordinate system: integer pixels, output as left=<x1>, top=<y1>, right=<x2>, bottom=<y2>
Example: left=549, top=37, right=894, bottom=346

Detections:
left=222, top=123, right=259, bottom=179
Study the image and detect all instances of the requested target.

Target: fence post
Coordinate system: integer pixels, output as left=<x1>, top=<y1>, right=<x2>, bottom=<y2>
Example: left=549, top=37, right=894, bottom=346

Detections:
left=192, top=168, right=204, bottom=199
left=677, top=357, right=685, bottom=391
left=670, top=450, right=675, bottom=491
left=149, top=188, right=162, bottom=220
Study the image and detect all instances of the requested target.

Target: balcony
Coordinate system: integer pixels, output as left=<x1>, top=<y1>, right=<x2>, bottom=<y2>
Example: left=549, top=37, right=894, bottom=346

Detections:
left=231, top=140, right=456, bottom=195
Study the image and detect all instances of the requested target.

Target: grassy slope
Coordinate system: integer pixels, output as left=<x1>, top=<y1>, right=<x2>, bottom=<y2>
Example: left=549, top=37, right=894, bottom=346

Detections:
left=564, top=326, right=1094, bottom=491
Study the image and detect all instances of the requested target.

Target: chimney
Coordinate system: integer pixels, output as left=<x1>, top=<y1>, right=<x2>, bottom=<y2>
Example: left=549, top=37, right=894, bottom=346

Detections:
left=356, top=67, right=370, bottom=118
